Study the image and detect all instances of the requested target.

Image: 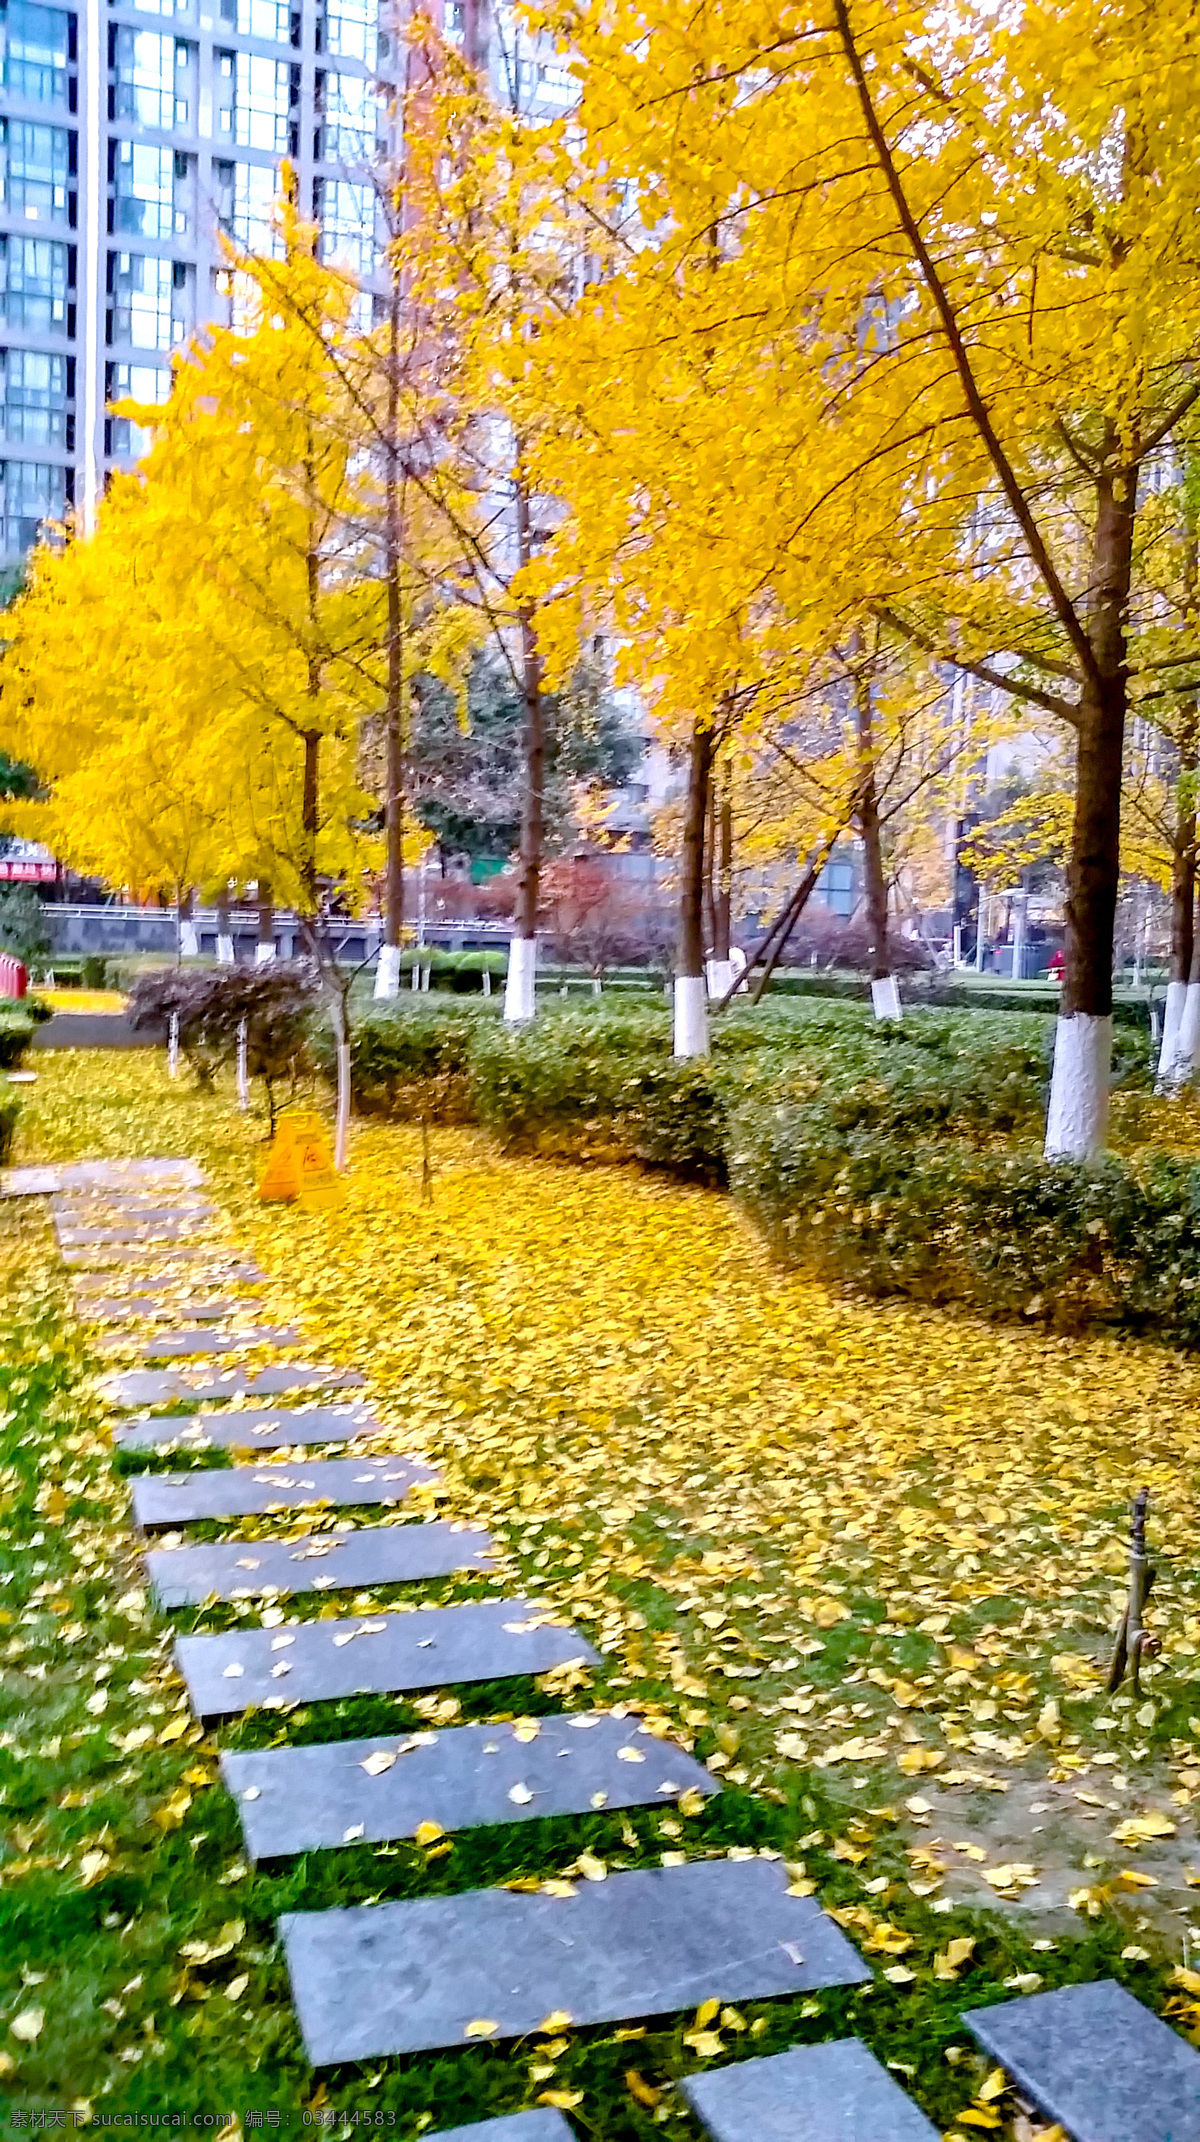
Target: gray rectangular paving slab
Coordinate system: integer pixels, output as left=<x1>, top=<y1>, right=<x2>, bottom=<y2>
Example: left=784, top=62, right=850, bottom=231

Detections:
left=279, top=1858, right=871, bottom=2066
left=62, top=1244, right=231, bottom=1272
left=430, top=2119, right=575, bottom=2142
left=146, top=1519, right=496, bottom=1606
left=2, top=1159, right=204, bottom=1195
left=53, top=1200, right=215, bottom=1222
left=682, top=2039, right=939, bottom=2141
left=101, top=1362, right=364, bottom=1410
left=136, top=1327, right=301, bottom=1360
left=131, top=1454, right=437, bottom=1529
left=113, top=1404, right=385, bottom=1452
left=963, top=1978, right=1200, bottom=2142
left=91, top=1300, right=257, bottom=1330
left=176, top=1600, right=599, bottom=1721
left=223, top=1711, right=719, bottom=1861
left=55, top=1223, right=218, bottom=1247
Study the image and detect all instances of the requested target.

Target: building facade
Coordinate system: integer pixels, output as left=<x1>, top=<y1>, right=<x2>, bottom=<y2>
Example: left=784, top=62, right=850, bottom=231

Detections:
left=0, top=0, right=410, bottom=571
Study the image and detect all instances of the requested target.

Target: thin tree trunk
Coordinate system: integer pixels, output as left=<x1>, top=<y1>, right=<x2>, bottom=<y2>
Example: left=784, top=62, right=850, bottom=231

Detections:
left=705, top=763, right=735, bottom=997
left=852, top=656, right=897, bottom=1017
left=1045, top=458, right=1135, bottom=1157
left=1159, top=721, right=1196, bottom=1085
left=256, top=879, right=275, bottom=966
left=675, top=717, right=715, bottom=1057
left=216, top=886, right=235, bottom=965
left=301, top=728, right=321, bottom=920
left=503, top=472, right=544, bottom=1024
left=376, top=278, right=406, bottom=1003
left=178, top=887, right=198, bottom=961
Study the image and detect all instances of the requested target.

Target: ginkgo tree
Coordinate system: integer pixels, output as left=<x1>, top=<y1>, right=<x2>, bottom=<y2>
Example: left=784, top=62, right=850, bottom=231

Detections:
left=529, top=0, right=1200, bottom=1149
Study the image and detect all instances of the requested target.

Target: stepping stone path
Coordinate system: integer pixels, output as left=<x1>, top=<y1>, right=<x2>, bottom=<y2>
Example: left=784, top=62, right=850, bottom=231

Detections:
left=99, top=1361, right=366, bottom=1410
left=682, top=2038, right=940, bottom=2140
left=280, top=1859, right=870, bottom=2065
left=431, top=2119, right=576, bottom=2142
left=964, top=1978, right=1200, bottom=2142
left=222, top=1710, right=720, bottom=1862
left=13, top=1151, right=1200, bottom=2131
left=145, top=1517, right=496, bottom=1605
left=176, top=1599, right=599, bottom=1720
left=131, top=1453, right=436, bottom=1528
left=113, top=1402, right=391, bottom=1452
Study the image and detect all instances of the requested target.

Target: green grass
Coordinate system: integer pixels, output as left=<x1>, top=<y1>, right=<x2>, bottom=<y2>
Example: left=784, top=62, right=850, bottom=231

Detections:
left=0, top=1216, right=1185, bottom=2136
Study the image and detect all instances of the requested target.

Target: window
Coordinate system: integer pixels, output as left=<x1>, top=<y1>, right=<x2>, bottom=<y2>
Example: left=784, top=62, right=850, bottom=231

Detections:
left=0, top=456, right=67, bottom=554
left=324, top=0, right=371, bottom=64
left=107, top=359, right=168, bottom=458
left=111, top=27, right=190, bottom=131
left=319, top=177, right=372, bottom=276
left=233, top=51, right=287, bottom=149
left=237, top=0, right=288, bottom=40
left=1, top=2, right=71, bottom=105
left=322, top=66, right=374, bottom=164
left=0, top=118, right=71, bottom=219
left=0, top=234, right=69, bottom=328
left=816, top=855, right=855, bottom=917
left=108, top=0, right=191, bottom=19
left=229, top=157, right=278, bottom=251
left=108, top=250, right=182, bottom=350
left=111, top=139, right=183, bottom=238
left=0, top=348, right=69, bottom=445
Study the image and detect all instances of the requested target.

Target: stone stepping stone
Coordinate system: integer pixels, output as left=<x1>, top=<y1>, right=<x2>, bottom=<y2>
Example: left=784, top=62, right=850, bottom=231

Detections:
left=135, top=1326, right=300, bottom=1360
left=176, top=1600, right=599, bottom=1721
left=146, top=1519, right=496, bottom=1606
left=964, top=1978, right=1200, bottom=2142
left=682, top=2039, right=939, bottom=2140
left=2, top=1158, right=204, bottom=1196
left=90, top=1300, right=257, bottom=1329
left=279, top=1857, right=870, bottom=2067
left=131, top=1454, right=436, bottom=1529
left=101, top=1362, right=364, bottom=1411
left=62, top=1243, right=232, bottom=1272
left=53, top=1199, right=215, bottom=1221
left=223, top=1709, right=720, bottom=1861
left=114, top=1403, right=384, bottom=1452
left=55, top=1222, right=218, bottom=1247
left=431, top=2119, right=575, bottom=2141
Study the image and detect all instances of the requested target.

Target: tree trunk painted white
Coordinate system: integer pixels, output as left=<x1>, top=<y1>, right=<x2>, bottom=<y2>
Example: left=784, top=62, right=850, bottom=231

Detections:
left=1044, top=1013, right=1112, bottom=1160
left=335, top=1041, right=351, bottom=1172
left=674, top=974, right=710, bottom=1058
left=255, top=940, right=276, bottom=967
left=706, top=957, right=735, bottom=999
left=1157, top=978, right=1188, bottom=1090
left=179, top=920, right=199, bottom=959
left=421, top=962, right=431, bottom=993
left=217, top=933, right=235, bottom=965
left=504, top=936, right=537, bottom=1023
left=482, top=968, right=492, bottom=997
left=592, top=976, right=603, bottom=996
left=374, top=942, right=402, bottom=999
left=236, top=1018, right=249, bottom=1110
left=871, top=974, right=902, bottom=1021
left=1175, top=982, right=1200, bottom=1085
left=167, top=1011, right=179, bottom=1079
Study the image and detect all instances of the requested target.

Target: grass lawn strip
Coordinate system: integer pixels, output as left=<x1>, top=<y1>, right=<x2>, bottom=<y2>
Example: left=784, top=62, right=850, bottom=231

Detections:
left=2, top=1052, right=1200, bottom=2133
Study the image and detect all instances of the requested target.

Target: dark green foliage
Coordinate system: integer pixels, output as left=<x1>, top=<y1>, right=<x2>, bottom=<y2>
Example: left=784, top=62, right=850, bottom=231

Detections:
left=0, top=885, right=52, bottom=969
left=410, top=650, right=643, bottom=862
left=328, top=999, right=498, bottom=1122
left=126, top=963, right=319, bottom=1121
left=0, top=998, right=50, bottom=1067
left=0, top=1093, right=18, bottom=1160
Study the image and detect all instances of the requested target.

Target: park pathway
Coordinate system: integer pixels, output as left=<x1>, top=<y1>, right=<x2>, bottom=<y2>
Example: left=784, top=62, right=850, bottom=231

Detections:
left=4, top=1150, right=1199, bottom=2142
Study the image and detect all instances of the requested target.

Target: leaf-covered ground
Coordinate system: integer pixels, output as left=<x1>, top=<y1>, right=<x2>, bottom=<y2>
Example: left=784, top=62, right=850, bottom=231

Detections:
left=5, top=1051, right=1200, bottom=2135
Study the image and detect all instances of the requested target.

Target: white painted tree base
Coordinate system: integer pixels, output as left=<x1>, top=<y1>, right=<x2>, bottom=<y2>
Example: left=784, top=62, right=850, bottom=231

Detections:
left=374, top=943, right=402, bottom=1000
left=1173, top=981, right=1200, bottom=1087
left=255, top=941, right=276, bottom=967
left=504, top=937, right=537, bottom=1023
left=871, top=975, right=902, bottom=1021
left=1157, top=979, right=1188, bottom=1089
left=236, top=1019, right=249, bottom=1110
left=674, top=974, right=710, bottom=1058
left=216, top=933, right=235, bottom=966
left=179, top=921, right=199, bottom=959
left=1044, top=1012, right=1112, bottom=1159
left=706, top=958, right=735, bottom=1000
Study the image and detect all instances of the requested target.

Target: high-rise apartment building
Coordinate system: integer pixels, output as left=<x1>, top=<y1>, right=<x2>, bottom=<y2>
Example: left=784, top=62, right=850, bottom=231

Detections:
left=0, top=0, right=406, bottom=572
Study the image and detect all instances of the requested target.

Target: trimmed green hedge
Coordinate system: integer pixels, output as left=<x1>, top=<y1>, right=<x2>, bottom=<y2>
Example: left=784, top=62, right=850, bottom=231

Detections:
left=0, top=1094, right=19, bottom=1162
left=329, top=995, right=1200, bottom=1338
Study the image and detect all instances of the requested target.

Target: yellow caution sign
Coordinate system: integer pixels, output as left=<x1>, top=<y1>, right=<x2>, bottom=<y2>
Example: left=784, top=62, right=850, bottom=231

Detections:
left=258, top=1110, right=343, bottom=1209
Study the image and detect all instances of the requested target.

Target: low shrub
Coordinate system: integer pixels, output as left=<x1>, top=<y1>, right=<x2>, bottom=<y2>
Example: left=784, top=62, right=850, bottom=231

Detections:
left=0, top=1011, right=36, bottom=1068
left=0, top=1093, right=18, bottom=1161
left=334, top=1000, right=498, bottom=1122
